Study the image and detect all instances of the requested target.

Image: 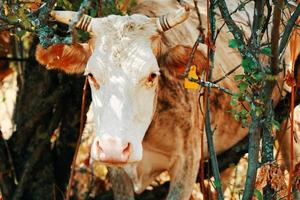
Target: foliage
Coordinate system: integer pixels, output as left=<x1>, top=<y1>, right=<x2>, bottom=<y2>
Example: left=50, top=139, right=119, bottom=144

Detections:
left=0, top=0, right=128, bottom=47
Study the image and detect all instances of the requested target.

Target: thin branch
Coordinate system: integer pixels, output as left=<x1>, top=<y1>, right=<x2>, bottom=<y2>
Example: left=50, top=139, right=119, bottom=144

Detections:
left=249, top=0, right=264, bottom=48
left=213, top=64, right=241, bottom=84
left=69, top=0, right=92, bottom=43
left=260, top=0, right=272, bottom=40
left=182, top=35, right=203, bottom=77
left=193, top=0, right=207, bottom=198
left=287, top=82, right=295, bottom=200
left=65, top=77, right=89, bottom=200
left=214, top=0, right=252, bottom=42
left=271, top=0, right=282, bottom=75
left=189, top=77, right=234, bottom=95
left=204, top=0, right=224, bottom=199
left=279, top=4, right=300, bottom=54
left=36, top=0, right=57, bottom=23
left=217, top=0, right=259, bottom=66
left=193, top=0, right=205, bottom=42
left=242, top=115, right=261, bottom=200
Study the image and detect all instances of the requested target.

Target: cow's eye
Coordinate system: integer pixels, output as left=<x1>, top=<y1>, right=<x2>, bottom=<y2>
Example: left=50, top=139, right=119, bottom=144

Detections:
left=145, top=72, right=159, bottom=87
left=88, top=73, right=100, bottom=90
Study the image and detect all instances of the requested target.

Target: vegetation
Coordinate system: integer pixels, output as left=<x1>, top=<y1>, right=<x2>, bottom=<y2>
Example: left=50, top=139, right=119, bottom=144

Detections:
left=0, top=0, right=299, bottom=199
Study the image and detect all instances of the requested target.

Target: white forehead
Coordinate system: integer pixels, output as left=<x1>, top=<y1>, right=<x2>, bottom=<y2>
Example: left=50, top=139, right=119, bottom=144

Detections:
left=86, top=14, right=159, bottom=81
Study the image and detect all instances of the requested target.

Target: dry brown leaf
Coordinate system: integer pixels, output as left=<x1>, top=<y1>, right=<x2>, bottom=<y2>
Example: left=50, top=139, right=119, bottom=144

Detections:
left=269, top=163, right=287, bottom=191
left=285, top=70, right=296, bottom=87
left=295, top=162, right=300, bottom=192
left=256, top=163, right=288, bottom=199
left=255, top=164, right=270, bottom=190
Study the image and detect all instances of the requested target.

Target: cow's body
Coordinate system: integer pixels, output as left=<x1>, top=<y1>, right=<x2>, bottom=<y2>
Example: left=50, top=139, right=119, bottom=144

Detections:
left=36, top=0, right=299, bottom=199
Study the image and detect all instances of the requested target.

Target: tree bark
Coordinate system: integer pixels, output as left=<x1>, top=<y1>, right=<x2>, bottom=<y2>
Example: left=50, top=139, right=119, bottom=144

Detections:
left=0, top=38, right=91, bottom=200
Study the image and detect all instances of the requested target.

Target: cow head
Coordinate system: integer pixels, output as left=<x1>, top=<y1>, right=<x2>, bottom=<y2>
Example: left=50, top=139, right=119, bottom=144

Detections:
left=36, top=5, right=190, bottom=165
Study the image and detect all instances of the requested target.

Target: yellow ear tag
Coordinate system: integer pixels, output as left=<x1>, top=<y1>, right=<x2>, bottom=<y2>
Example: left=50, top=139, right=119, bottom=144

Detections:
left=184, top=65, right=199, bottom=89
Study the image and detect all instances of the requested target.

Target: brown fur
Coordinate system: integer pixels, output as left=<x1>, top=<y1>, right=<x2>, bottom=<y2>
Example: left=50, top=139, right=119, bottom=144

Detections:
left=34, top=1, right=298, bottom=199
left=35, top=43, right=91, bottom=74
left=164, top=45, right=207, bottom=75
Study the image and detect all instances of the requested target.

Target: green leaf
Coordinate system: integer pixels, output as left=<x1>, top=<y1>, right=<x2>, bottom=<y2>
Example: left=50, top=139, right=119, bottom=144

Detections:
left=266, top=75, right=276, bottom=81
left=229, top=39, right=239, bottom=48
left=250, top=102, right=256, bottom=110
left=16, top=30, right=26, bottom=38
left=261, top=47, right=271, bottom=55
left=272, top=119, right=280, bottom=130
left=213, top=180, right=221, bottom=189
left=241, top=109, right=248, bottom=116
left=230, top=98, right=238, bottom=106
left=57, top=0, right=73, bottom=10
left=255, top=106, right=263, bottom=117
left=234, top=74, right=244, bottom=81
left=22, top=19, right=32, bottom=29
left=234, top=113, right=240, bottom=120
left=242, top=58, right=257, bottom=73
left=241, top=118, right=248, bottom=127
left=242, top=59, right=251, bottom=72
left=238, top=82, right=248, bottom=91
left=89, top=8, right=98, bottom=17
left=254, top=189, right=263, bottom=200
left=228, top=109, right=237, bottom=114
left=7, top=15, right=18, bottom=23
left=253, top=72, right=264, bottom=81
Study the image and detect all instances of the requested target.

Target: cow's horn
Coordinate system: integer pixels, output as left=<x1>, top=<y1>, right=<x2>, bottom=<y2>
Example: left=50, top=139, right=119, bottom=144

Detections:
left=156, top=3, right=190, bottom=32
left=50, top=11, right=93, bottom=32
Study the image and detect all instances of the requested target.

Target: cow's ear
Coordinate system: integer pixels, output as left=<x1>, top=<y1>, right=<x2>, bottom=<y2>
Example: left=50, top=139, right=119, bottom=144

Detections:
left=163, top=45, right=207, bottom=75
left=35, top=43, right=91, bottom=74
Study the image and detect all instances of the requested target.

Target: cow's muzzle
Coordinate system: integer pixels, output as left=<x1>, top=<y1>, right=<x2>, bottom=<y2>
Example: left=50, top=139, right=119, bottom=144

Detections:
left=91, top=136, right=131, bottom=165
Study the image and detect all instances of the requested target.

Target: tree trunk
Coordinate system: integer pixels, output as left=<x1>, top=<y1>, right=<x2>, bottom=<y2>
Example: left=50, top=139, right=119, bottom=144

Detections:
left=0, top=38, right=91, bottom=200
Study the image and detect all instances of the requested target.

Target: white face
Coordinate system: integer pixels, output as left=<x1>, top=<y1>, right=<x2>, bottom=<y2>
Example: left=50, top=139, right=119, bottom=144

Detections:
left=86, top=15, right=160, bottom=164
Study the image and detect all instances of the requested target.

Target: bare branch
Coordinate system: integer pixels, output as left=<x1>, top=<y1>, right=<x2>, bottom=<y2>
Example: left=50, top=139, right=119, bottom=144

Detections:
left=279, top=4, right=300, bottom=54
left=189, top=77, right=234, bottom=95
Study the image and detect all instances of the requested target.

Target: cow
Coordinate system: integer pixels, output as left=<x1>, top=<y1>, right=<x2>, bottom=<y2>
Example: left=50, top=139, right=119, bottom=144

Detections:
left=35, top=0, right=298, bottom=199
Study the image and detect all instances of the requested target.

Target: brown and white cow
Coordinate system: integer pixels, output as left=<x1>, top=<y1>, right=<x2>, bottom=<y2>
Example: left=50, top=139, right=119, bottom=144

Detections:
left=36, top=0, right=298, bottom=199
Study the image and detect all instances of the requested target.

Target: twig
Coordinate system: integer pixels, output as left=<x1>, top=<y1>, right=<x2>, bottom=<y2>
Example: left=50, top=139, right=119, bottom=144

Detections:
left=279, top=4, right=300, bottom=54
left=271, top=0, right=282, bottom=75
left=217, top=0, right=259, bottom=67
left=189, top=77, right=234, bottom=95
left=193, top=0, right=205, bottom=41
left=204, top=0, right=224, bottom=199
left=249, top=0, right=262, bottom=48
left=98, top=0, right=102, bottom=17
left=242, top=114, right=261, bottom=200
left=69, top=0, right=92, bottom=43
left=182, top=35, right=203, bottom=77
left=65, top=77, right=89, bottom=200
left=213, top=64, right=241, bottom=84
left=260, top=0, right=272, bottom=40
left=214, top=0, right=252, bottom=42
left=287, top=34, right=297, bottom=200
left=198, top=91, right=207, bottom=199
left=36, top=0, right=57, bottom=23
left=192, top=0, right=207, bottom=198
left=287, top=85, right=295, bottom=199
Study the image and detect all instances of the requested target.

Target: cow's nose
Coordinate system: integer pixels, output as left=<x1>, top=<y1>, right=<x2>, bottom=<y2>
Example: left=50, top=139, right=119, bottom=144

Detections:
left=93, top=137, right=131, bottom=164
